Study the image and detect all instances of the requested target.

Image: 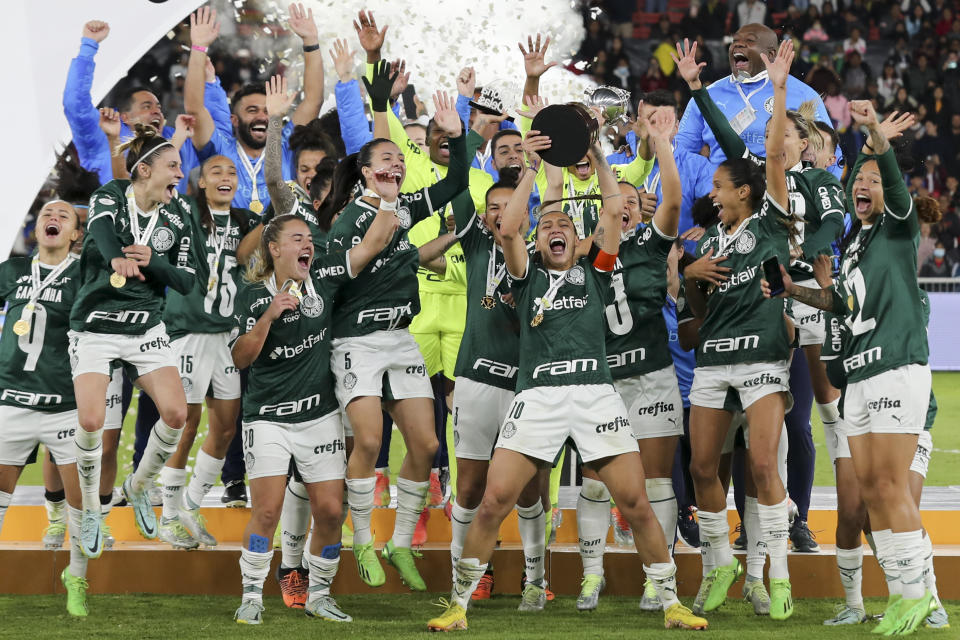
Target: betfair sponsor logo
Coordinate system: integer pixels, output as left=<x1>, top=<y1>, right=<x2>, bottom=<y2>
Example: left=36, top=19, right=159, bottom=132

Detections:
left=843, top=346, right=882, bottom=373
left=532, top=358, right=597, bottom=380
left=595, top=416, right=630, bottom=434
left=547, top=296, right=587, bottom=310
left=268, top=332, right=325, bottom=360
left=472, top=358, right=519, bottom=379
left=718, top=265, right=757, bottom=293
left=702, top=335, right=759, bottom=353
left=260, top=393, right=322, bottom=416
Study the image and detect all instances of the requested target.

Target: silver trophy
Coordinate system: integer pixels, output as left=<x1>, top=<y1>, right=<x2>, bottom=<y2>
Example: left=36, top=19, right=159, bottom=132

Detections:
left=584, top=85, right=631, bottom=124
left=469, top=79, right=520, bottom=122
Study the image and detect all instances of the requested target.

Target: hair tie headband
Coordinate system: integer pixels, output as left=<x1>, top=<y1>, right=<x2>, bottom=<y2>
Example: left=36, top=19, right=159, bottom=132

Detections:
left=129, top=140, right=174, bottom=176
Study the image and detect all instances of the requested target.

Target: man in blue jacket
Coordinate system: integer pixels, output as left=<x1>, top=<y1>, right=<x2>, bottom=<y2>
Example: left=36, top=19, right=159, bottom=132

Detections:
left=675, top=23, right=843, bottom=178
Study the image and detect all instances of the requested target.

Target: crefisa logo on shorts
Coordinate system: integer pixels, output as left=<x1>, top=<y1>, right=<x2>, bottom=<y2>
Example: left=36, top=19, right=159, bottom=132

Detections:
left=501, top=421, right=517, bottom=439
left=867, top=397, right=902, bottom=411
left=595, top=416, right=630, bottom=434
left=742, top=372, right=782, bottom=387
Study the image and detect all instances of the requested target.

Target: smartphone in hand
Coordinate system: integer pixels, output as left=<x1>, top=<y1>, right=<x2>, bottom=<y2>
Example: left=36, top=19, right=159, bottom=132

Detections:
left=762, top=256, right=785, bottom=297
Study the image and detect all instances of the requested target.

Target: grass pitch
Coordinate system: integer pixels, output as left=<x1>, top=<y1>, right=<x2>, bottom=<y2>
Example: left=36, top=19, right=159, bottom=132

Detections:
left=0, top=594, right=955, bottom=640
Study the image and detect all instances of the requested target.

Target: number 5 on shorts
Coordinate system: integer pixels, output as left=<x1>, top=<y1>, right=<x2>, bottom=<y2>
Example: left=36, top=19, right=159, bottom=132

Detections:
left=344, top=352, right=352, bottom=370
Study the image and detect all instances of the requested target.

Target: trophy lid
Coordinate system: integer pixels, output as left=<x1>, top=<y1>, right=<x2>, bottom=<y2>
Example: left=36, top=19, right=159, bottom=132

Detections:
left=530, top=103, right=599, bottom=167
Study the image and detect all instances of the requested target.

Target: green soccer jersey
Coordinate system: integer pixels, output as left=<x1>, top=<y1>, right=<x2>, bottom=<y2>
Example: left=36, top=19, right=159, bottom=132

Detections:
left=693, top=193, right=792, bottom=367
left=605, top=222, right=676, bottom=378
left=511, top=256, right=613, bottom=391
left=0, top=256, right=81, bottom=412
left=232, top=252, right=353, bottom=424
left=828, top=149, right=927, bottom=384
left=164, top=209, right=257, bottom=340
left=71, top=180, right=202, bottom=335
left=452, top=199, right=521, bottom=391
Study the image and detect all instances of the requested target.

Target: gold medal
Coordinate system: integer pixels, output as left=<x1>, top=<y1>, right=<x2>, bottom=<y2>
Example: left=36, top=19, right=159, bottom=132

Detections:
left=530, top=312, right=543, bottom=327
left=288, top=283, right=303, bottom=301
left=110, top=272, right=126, bottom=288
left=481, top=295, right=496, bottom=310
left=12, top=319, right=30, bottom=336
left=847, top=295, right=854, bottom=310
left=249, top=199, right=264, bottom=214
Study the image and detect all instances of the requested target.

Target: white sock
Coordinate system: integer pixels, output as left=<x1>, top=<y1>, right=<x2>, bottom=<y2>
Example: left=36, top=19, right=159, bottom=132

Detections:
left=450, top=502, right=478, bottom=572
left=700, top=545, right=714, bottom=578
left=0, top=491, right=10, bottom=533
left=872, top=529, right=901, bottom=597
left=777, top=423, right=789, bottom=489
left=305, top=547, right=340, bottom=602
left=239, top=547, right=273, bottom=604
left=646, top=478, right=677, bottom=556
left=132, top=421, right=182, bottom=491
left=893, top=529, right=926, bottom=599
left=75, top=428, right=103, bottom=512
left=67, top=506, right=89, bottom=578
left=645, top=561, right=680, bottom=609
left=159, top=466, right=187, bottom=522
left=816, top=400, right=840, bottom=433
left=865, top=531, right=877, bottom=557
left=280, top=480, right=311, bottom=569
left=45, top=495, right=66, bottom=524
left=346, top=477, right=376, bottom=546
left=577, top=478, right=610, bottom=577
left=516, top=502, right=546, bottom=586
left=758, top=497, right=789, bottom=579
left=836, top=546, right=864, bottom=611
left=697, top=509, right=732, bottom=569
left=184, top=449, right=223, bottom=510
left=921, top=532, right=940, bottom=604
left=391, top=477, right=429, bottom=549
left=744, top=496, right=765, bottom=580
left=452, top=557, right=488, bottom=608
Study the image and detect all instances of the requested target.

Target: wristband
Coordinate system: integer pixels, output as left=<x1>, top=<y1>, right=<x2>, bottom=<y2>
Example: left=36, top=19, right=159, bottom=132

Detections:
left=592, top=248, right=618, bottom=272
left=303, top=43, right=320, bottom=53
left=191, top=44, right=208, bottom=53
left=380, top=199, right=399, bottom=212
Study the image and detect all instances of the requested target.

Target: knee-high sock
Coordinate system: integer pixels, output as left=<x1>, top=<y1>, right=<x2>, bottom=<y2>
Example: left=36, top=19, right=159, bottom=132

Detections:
left=744, top=496, right=765, bottom=580
left=646, top=478, right=677, bottom=557
left=645, top=560, right=680, bottom=609
left=305, top=546, right=341, bottom=603
left=346, top=477, right=376, bottom=546
left=280, top=480, right=311, bottom=569
left=893, top=529, right=926, bottom=600
left=577, top=478, right=610, bottom=577
left=697, top=509, right=732, bottom=569
left=67, top=505, right=89, bottom=578
left=184, top=449, right=224, bottom=510
left=758, top=497, right=790, bottom=579
left=132, top=421, right=182, bottom=491
left=75, top=428, right=103, bottom=512
left=0, top=490, right=10, bottom=534
left=239, top=547, right=273, bottom=604
left=836, top=546, right=864, bottom=611
left=516, top=502, right=546, bottom=586
left=44, top=489, right=66, bottom=525
left=450, top=502, right=478, bottom=576
left=158, top=466, right=187, bottom=522
left=452, top=557, right=488, bottom=608
left=391, top=477, right=428, bottom=549
left=921, top=532, right=941, bottom=605
left=872, top=529, right=901, bottom=597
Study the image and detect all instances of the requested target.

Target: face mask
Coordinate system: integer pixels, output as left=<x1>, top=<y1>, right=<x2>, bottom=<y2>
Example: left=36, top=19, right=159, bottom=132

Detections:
left=934, top=248, right=946, bottom=258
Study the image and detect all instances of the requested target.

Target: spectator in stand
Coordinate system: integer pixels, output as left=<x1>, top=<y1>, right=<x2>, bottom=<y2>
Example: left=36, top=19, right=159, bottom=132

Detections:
left=803, top=19, right=830, bottom=42
left=842, top=27, right=867, bottom=56
left=913, top=120, right=950, bottom=170
left=927, top=85, right=950, bottom=126
left=887, top=85, right=918, bottom=113
left=821, top=1, right=846, bottom=40
left=824, top=80, right=851, bottom=133
left=735, top=0, right=768, bottom=31
left=936, top=8, right=955, bottom=36
left=937, top=197, right=960, bottom=249
left=889, top=36, right=912, bottom=74
left=841, top=51, right=872, bottom=97
left=652, top=14, right=674, bottom=41
left=682, top=0, right=728, bottom=40
left=609, top=55, right=636, bottom=92
left=945, top=114, right=960, bottom=173
left=906, top=53, right=937, bottom=102
left=640, top=57, right=671, bottom=93
left=577, top=20, right=607, bottom=62
left=792, top=43, right=817, bottom=79
left=647, top=0, right=669, bottom=16
left=878, top=3, right=907, bottom=39
left=918, top=220, right=938, bottom=272
left=919, top=241, right=957, bottom=276
left=877, top=62, right=901, bottom=105
left=605, top=0, right=637, bottom=39
left=944, top=175, right=960, bottom=208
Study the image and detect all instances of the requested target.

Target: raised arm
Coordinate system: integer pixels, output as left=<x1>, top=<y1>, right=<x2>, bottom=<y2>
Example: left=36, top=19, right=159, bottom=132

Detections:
left=63, top=21, right=112, bottom=183
left=98, top=108, right=128, bottom=180
left=185, top=7, right=220, bottom=148
left=648, top=110, right=681, bottom=237
left=763, top=39, right=794, bottom=213
left=590, top=142, right=623, bottom=256
left=501, top=167, right=538, bottom=278
left=423, top=92, right=469, bottom=208
left=330, top=38, right=373, bottom=154
left=287, top=2, right=324, bottom=126
left=519, top=34, right=556, bottom=101
left=346, top=208, right=400, bottom=274
left=264, top=75, right=298, bottom=217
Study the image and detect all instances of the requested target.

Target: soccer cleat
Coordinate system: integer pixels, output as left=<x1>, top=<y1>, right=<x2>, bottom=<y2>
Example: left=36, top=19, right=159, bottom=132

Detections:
left=234, top=599, right=264, bottom=625
left=518, top=583, right=546, bottom=611
left=472, top=571, right=494, bottom=600
left=221, top=480, right=247, bottom=507
left=925, top=603, right=950, bottom=629
left=61, top=567, right=89, bottom=617
left=521, top=574, right=555, bottom=601
left=789, top=520, right=820, bottom=552
left=891, top=590, right=936, bottom=636
left=429, top=470, right=444, bottom=507
left=576, top=574, right=605, bottom=611
left=79, top=508, right=103, bottom=559
left=703, top=557, right=742, bottom=612
left=664, top=603, right=708, bottom=630
left=305, top=595, right=352, bottom=622
left=158, top=516, right=199, bottom=550
left=872, top=595, right=903, bottom=635
left=374, top=470, right=391, bottom=507
left=122, top=475, right=157, bottom=540
left=824, top=604, right=867, bottom=625
left=692, top=573, right=714, bottom=615
left=353, top=540, right=385, bottom=587
left=611, top=507, right=633, bottom=547
left=341, top=521, right=354, bottom=549
left=677, top=506, right=701, bottom=548
left=427, top=598, right=467, bottom=632
left=769, top=578, right=793, bottom=620
left=640, top=578, right=661, bottom=611
left=180, top=508, right=217, bottom=547
left=413, top=507, right=429, bottom=547
left=278, top=566, right=308, bottom=609
left=43, top=522, right=67, bottom=549
left=101, top=518, right=115, bottom=549
left=743, top=579, right=771, bottom=615
left=383, top=540, right=426, bottom=591
left=732, top=523, right=747, bottom=551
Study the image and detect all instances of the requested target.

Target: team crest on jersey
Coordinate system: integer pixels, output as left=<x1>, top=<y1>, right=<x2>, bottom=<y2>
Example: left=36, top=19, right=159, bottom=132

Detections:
left=566, top=265, right=585, bottom=285
left=763, top=97, right=775, bottom=114
left=735, top=230, right=756, bottom=254
left=396, top=207, right=412, bottom=229
left=501, top=421, right=517, bottom=439
left=343, top=372, right=357, bottom=390
left=151, top=227, right=175, bottom=251
left=300, top=294, right=324, bottom=318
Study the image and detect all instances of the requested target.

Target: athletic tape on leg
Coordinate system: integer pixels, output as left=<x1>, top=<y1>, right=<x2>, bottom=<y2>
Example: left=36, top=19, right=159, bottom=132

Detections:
left=321, top=542, right=342, bottom=560
left=249, top=533, right=270, bottom=553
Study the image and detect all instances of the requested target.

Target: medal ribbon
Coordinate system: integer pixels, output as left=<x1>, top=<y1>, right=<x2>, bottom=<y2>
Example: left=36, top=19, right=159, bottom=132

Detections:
left=20, top=254, right=76, bottom=327
left=237, top=143, right=266, bottom=208
left=485, top=244, right=508, bottom=301
left=566, top=174, right=596, bottom=239
left=207, top=211, right=232, bottom=289
left=125, top=185, right=161, bottom=246
left=532, top=270, right=568, bottom=323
